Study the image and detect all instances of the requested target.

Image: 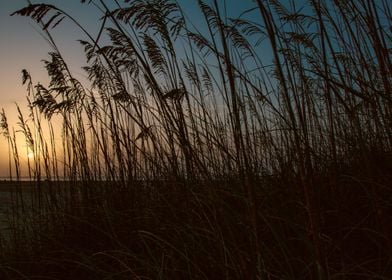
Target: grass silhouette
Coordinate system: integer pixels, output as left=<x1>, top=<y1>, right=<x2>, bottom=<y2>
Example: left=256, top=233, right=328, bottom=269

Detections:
left=0, top=0, right=391, bottom=279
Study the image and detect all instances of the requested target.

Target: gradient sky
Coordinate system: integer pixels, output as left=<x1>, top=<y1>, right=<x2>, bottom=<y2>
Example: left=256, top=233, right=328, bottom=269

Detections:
left=0, top=0, right=103, bottom=109
left=0, top=0, right=258, bottom=177
left=0, top=0, right=103, bottom=176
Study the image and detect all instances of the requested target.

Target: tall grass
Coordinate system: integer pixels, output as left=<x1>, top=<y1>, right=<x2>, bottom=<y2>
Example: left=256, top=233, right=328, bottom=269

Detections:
left=0, top=0, right=391, bottom=279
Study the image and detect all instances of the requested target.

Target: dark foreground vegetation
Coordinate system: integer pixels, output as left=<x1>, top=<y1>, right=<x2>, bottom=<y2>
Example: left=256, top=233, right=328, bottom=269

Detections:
left=1, top=0, right=391, bottom=279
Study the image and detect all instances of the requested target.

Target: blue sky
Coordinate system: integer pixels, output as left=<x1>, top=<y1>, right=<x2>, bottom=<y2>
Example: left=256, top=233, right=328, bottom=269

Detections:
left=0, top=0, right=262, bottom=176
left=0, top=0, right=258, bottom=106
left=0, top=0, right=261, bottom=115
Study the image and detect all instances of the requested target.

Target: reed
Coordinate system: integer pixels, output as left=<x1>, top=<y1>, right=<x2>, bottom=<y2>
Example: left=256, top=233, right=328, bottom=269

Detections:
left=0, top=0, right=391, bottom=279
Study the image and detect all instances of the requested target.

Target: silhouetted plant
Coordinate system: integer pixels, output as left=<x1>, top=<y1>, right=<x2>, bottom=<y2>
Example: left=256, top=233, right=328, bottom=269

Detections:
left=1, top=0, right=391, bottom=279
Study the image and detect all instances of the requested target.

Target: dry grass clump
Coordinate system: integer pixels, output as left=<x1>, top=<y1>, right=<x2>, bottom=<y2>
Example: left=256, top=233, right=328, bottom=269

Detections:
left=0, top=0, right=391, bottom=279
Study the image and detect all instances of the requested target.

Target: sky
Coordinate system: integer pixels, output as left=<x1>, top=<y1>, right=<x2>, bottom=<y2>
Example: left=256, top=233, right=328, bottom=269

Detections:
left=0, top=0, right=258, bottom=177
left=0, top=0, right=103, bottom=177
left=0, top=0, right=104, bottom=109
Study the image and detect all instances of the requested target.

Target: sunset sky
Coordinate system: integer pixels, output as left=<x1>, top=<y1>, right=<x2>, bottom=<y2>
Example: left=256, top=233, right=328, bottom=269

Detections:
left=0, top=0, right=102, bottom=176
left=0, top=0, right=258, bottom=177
left=0, top=1, right=389, bottom=277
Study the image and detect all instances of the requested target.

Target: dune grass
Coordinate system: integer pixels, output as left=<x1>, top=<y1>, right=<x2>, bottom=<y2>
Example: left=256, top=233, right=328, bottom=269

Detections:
left=0, top=0, right=391, bottom=279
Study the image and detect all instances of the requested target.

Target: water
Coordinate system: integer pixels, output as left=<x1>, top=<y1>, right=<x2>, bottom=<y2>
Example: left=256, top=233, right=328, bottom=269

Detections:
left=0, top=181, right=35, bottom=239
left=0, top=187, right=13, bottom=239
